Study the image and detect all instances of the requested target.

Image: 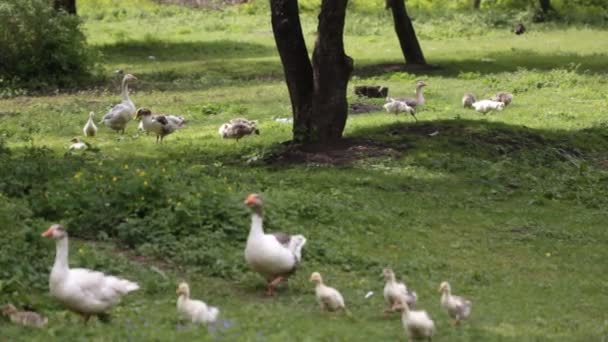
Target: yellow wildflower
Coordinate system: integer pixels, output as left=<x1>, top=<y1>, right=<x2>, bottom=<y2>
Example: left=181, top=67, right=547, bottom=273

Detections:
left=112, top=176, right=118, bottom=182
left=73, top=172, right=82, bottom=179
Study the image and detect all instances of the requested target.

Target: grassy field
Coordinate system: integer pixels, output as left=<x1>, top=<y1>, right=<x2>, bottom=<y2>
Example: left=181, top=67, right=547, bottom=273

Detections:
left=1, top=1, right=608, bottom=341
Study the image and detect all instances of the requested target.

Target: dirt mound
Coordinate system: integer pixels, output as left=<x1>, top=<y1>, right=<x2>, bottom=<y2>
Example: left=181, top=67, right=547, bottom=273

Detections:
left=265, top=138, right=406, bottom=166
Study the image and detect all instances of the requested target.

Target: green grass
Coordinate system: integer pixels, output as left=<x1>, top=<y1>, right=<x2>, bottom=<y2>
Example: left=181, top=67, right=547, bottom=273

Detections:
left=1, top=1, right=608, bottom=341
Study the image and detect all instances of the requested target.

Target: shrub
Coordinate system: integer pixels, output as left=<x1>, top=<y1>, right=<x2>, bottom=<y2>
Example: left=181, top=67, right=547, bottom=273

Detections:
left=0, top=0, right=96, bottom=91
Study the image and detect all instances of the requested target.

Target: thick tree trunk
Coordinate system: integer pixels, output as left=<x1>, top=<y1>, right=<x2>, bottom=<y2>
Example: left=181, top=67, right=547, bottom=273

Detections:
left=54, top=0, right=76, bottom=14
left=388, top=0, right=426, bottom=65
left=473, top=0, right=481, bottom=10
left=539, top=0, right=552, bottom=13
left=311, top=0, right=353, bottom=143
left=270, top=0, right=314, bottom=143
left=270, top=0, right=353, bottom=144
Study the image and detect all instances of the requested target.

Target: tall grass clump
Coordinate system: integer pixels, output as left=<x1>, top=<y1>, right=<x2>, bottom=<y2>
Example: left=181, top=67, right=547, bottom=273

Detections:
left=0, top=0, right=96, bottom=93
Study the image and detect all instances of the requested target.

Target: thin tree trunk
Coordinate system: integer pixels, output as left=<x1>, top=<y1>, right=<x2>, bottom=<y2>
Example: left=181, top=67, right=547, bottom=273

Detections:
left=310, top=0, right=353, bottom=143
left=473, top=0, right=481, bottom=10
left=539, top=0, right=552, bottom=13
left=388, top=0, right=426, bottom=65
left=270, top=0, right=314, bottom=143
left=54, top=0, right=77, bottom=14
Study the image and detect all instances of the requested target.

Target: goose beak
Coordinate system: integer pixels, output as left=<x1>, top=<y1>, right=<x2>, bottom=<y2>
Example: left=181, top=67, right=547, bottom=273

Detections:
left=41, top=226, right=55, bottom=238
left=244, top=194, right=256, bottom=205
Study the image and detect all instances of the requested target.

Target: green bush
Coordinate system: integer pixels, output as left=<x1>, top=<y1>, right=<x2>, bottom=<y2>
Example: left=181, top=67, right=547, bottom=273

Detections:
left=0, top=0, right=96, bottom=91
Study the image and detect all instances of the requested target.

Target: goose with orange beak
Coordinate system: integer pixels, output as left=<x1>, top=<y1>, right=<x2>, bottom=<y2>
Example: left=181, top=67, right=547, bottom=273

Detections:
left=42, top=224, right=139, bottom=323
left=243, top=194, right=307, bottom=296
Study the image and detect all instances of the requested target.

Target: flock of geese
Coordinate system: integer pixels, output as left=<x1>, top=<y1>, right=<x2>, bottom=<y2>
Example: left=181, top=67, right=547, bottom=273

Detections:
left=69, top=73, right=259, bottom=150
left=383, top=80, right=514, bottom=118
left=3, top=194, right=472, bottom=341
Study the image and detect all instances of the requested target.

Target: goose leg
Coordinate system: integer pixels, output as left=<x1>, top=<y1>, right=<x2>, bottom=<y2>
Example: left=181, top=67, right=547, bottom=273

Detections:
left=411, top=113, right=418, bottom=122
left=265, top=276, right=285, bottom=296
left=97, top=312, right=111, bottom=324
left=81, top=313, right=91, bottom=324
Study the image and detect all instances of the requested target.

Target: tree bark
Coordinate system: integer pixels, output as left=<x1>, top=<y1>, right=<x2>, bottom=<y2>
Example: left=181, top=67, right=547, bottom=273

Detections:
left=311, top=0, right=353, bottom=143
left=270, top=0, right=352, bottom=144
left=270, top=0, right=314, bottom=143
left=388, top=0, right=426, bottom=65
left=54, top=0, right=77, bottom=14
left=539, top=0, right=552, bottom=13
left=473, top=0, right=481, bottom=10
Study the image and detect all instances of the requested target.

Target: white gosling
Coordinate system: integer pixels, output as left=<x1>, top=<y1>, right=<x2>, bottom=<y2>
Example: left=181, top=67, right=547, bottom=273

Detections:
left=176, top=282, right=219, bottom=324
left=69, top=138, right=87, bottom=151
left=42, top=224, right=139, bottom=323
left=2, top=304, right=48, bottom=328
left=383, top=97, right=416, bottom=121
left=439, top=281, right=472, bottom=326
left=472, top=99, right=505, bottom=114
left=395, top=296, right=435, bottom=342
left=462, top=93, right=477, bottom=108
left=135, top=108, right=186, bottom=143
left=309, top=272, right=346, bottom=312
left=244, top=194, right=306, bottom=296
left=100, top=73, right=137, bottom=134
left=383, top=268, right=417, bottom=315
left=83, top=112, right=98, bottom=137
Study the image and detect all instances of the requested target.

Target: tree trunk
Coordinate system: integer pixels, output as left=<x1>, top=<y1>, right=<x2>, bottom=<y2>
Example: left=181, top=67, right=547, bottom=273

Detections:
left=270, top=0, right=353, bottom=144
left=310, top=0, right=353, bottom=143
left=54, top=0, right=77, bottom=14
left=539, top=0, right=552, bottom=13
left=388, top=0, right=426, bottom=65
left=270, top=0, right=314, bottom=143
left=473, top=0, right=481, bottom=10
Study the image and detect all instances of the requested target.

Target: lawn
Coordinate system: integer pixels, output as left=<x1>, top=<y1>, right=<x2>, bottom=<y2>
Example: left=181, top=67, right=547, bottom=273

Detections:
left=1, top=1, right=607, bottom=341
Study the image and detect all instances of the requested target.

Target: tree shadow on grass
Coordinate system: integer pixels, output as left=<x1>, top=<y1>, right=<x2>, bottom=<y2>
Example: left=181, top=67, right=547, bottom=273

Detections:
left=98, top=39, right=276, bottom=63
left=263, top=118, right=608, bottom=168
left=354, top=49, right=608, bottom=78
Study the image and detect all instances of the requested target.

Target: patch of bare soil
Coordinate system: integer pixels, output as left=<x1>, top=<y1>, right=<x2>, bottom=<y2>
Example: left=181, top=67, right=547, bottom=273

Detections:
left=264, top=138, right=406, bottom=166
left=349, top=102, right=382, bottom=114
left=155, top=0, right=248, bottom=9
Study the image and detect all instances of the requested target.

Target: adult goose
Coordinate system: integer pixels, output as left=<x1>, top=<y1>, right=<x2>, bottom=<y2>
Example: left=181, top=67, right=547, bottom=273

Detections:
left=100, top=73, right=137, bottom=134
left=42, top=224, right=139, bottom=323
left=439, top=281, right=472, bottom=326
left=383, top=268, right=417, bottom=314
left=397, top=80, right=427, bottom=109
left=83, top=112, right=98, bottom=137
left=244, top=194, right=307, bottom=296
left=135, top=108, right=186, bottom=143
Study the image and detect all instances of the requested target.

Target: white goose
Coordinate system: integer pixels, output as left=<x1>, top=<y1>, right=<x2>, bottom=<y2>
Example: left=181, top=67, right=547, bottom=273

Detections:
left=244, top=194, right=307, bottom=296
left=83, top=112, right=98, bottom=137
left=383, top=268, right=417, bottom=314
left=310, top=272, right=346, bottom=312
left=176, top=282, right=219, bottom=324
left=100, top=73, right=137, bottom=134
left=439, top=281, right=472, bottom=326
left=395, top=297, right=435, bottom=342
left=135, top=108, right=186, bottom=143
left=42, top=224, right=139, bottom=322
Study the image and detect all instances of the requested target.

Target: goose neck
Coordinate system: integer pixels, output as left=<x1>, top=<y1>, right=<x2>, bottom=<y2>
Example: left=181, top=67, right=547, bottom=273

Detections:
left=53, top=237, right=70, bottom=273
